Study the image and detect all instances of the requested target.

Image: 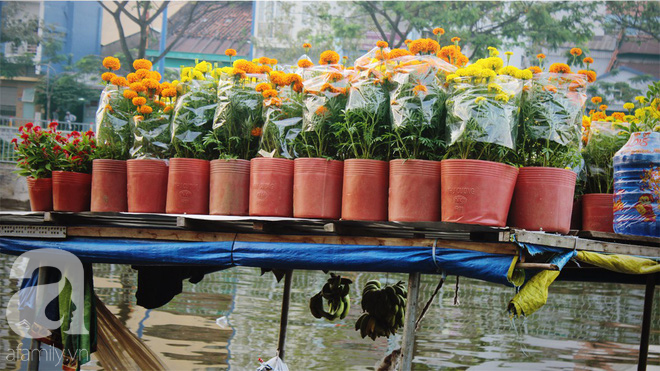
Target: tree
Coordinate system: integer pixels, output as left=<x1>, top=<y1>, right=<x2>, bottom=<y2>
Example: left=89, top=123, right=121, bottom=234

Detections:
left=98, top=1, right=230, bottom=67
left=35, top=73, right=98, bottom=122
left=605, top=1, right=660, bottom=43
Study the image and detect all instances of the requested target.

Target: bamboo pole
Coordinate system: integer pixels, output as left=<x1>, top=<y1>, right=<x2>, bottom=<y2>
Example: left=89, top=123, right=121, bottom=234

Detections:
left=400, top=272, right=421, bottom=371
left=638, top=273, right=656, bottom=370
left=276, top=270, right=293, bottom=360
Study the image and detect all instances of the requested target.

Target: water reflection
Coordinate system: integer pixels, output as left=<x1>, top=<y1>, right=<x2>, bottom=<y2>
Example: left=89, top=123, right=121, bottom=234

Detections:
left=0, top=254, right=657, bottom=370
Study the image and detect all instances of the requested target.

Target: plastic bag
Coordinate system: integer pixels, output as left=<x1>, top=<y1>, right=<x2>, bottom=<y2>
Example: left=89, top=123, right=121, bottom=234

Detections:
left=518, top=72, right=587, bottom=168
left=256, top=356, right=289, bottom=371
left=445, top=74, right=524, bottom=161
left=388, top=55, right=456, bottom=159
left=131, top=112, right=172, bottom=159
left=95, top=86, right=133, bottom=160
left=297, top=65, right=350, bottom=158
left=171, top=79, right=217, bottom=159
left=259, top=85, right=303, bottom=159
left=583, top=121, right=628, bottom=194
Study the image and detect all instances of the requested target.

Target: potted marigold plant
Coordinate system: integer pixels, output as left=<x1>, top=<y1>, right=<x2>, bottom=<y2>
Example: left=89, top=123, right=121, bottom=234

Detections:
left=387, top=39, right=457, bottom=222
left=293, top=49, right=348, bottom=219
left=334, top=43, right=393, bottom=221
left=206, top=56, right=265, bottom=215
left=92, top=56, right=134, bottom=212
left=125, top=58, right=176, bottom=213
left=53, top=129, right=96, bottom=212
left=12, top=122, right=61, bottom=211
left=442, top=48, right=527, bottom=227
left=510, top=50, right=592, bottom=234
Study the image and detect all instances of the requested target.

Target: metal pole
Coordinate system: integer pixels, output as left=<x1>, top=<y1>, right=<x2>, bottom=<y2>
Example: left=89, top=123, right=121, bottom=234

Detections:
left=638, top=273, right=656, bottom=371
left=45, top=65, right=51, bottom=122
left=157, top=5, right=168, bottom=75
left=276, top=270, right=293, bottom=360
left=400, top=272, right=421, bottom=371
left=27, top=266, right=48, bottom=371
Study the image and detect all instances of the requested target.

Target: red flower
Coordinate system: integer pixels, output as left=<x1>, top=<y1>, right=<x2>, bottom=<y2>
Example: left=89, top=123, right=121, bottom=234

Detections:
left=72, top=138, right=80, bottom=145
left=33, top=126, right=41, bottom=132
left=85, top=130, right=94, bottom=137
left=70, top=131, right=80, bottom=137
left=11, top=138, right=17, bottom=144
left=18, top=126, right=24, bottom=132
left=53, top=145, right=62, bottom=153
left=48, top=122, right=58, bottom=129
left=25, top=123, right=33, bottom=129
left=21, top=133, right=29, bottom=140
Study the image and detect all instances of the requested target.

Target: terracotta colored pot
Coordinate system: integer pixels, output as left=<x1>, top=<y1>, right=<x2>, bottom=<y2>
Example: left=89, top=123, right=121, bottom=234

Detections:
left=294, top=158, right=343, bottom=219
left=52, top=171, right=91, bottom=212
left=508, top=167, right=577, bottom=234
left=389, top=159, right=441, bottom=222
left=91, top=159, right=127, bottom=212
left=127, top=159, right=168, bottom=213
left=27, top=177, right=52, bottom=212
left=441, top=159, right=518, bottom=227
left=166, top=158, right=210, bottom=215
left=342, top=159, right=388, bottom=221
left=210, top=159, right=250, bottom=216
left=582, top=193, right=614, bottom=233
left=249, top=157, right=294, bottom=217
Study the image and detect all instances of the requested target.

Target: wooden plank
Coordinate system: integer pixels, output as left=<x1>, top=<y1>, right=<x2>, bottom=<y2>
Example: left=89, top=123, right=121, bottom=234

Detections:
left=67, top=226, right=236, bottom=242
left=400, top=272, right=421, bottom=371
left=515, top=263, right=558, bottom=271
left=578, top=230, right=660, bottom=247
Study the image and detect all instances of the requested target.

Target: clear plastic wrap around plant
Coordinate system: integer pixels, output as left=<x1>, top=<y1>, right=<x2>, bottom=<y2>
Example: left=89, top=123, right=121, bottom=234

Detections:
left=131, top=113, right=172, bottom=159
left=297, top=65, right=350, bottom=158
left=445, top=75, right=524, bottom=162
left=518, top=72, right=588, bottom=168
left=259, top=89, right=303, bottom=159
left=95, top=86, right=133, bottom=160
left=211, top=75, right=265, bottom=159
left=171, top=79, right=217, bottom=159
left=583, top=121, right=628, bottom=194
left=388, top=55, right=456, bottom=160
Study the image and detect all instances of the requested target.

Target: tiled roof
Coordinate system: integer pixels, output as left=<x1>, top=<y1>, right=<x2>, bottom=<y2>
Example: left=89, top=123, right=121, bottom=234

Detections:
left=618, top=37, right=660, bottom=56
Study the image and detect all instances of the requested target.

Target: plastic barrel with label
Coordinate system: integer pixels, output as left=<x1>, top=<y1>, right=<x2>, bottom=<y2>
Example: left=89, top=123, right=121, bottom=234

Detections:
left=612, top=131, right=659, bottom=237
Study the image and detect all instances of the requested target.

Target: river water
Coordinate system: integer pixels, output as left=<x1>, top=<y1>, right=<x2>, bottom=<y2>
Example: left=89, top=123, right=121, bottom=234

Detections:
left=0, top=254, right=658, bottom=370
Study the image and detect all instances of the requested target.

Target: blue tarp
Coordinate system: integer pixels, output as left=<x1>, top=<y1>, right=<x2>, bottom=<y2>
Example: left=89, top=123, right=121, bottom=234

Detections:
left=0, top=237, right=517, bottom=286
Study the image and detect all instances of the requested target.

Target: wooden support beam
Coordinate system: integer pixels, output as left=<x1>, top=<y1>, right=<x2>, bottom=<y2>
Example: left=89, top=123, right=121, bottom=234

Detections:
left=277, top=270, right=293, bottom=360
left=400, top=272, right=421, bottom=371
left=514, top=263, right=559, bottom=271
left=638, top=273, right=656, bottom=370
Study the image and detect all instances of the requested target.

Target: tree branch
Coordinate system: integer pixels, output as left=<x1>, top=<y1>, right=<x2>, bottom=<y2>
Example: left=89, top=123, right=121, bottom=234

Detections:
left=357, top=2, right=389, bottom=43
left=113, top=1, right=139, bottom=24
left=153, top=2, right=205, bottom=64
left=98, top=0, right=135, bottom=66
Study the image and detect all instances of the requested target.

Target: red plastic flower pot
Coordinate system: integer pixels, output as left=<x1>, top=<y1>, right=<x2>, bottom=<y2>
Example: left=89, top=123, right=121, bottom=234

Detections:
left=570, top=197, right=582, bottom=231
left=27, top=177, right=52, bottom=212
left=166, top=158, right=210, bottom=215
left=52, top=171, right=91, bottom=212
left=91, top=159, right=127, bottom=212
left=342, top=159, right=388, bottom=221
left=389, top=159, right=441, bottom=222
left=508, top=167, right=577, bottom=234
left=210, top=159, right=250, bottom=216
left=127, top=159, right=168, bottom=213
left=249, top=157, right=294, bottom=217
left=582, top=193, right=614, bottom=233
left=293, top=158, right=343, bottom=219
left=441, top=159, right=518, bottom=227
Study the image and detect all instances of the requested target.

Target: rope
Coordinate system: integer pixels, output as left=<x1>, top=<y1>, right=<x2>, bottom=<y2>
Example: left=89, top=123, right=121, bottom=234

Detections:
left=414, top=271, right=446, bottom=331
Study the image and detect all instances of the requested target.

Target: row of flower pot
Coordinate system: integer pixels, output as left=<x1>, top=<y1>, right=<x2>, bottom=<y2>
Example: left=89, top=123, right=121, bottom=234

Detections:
left=25, top=157, right=614, bottom=233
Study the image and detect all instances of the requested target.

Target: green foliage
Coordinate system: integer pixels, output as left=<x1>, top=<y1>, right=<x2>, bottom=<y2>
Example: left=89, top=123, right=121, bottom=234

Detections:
left=35, top=73, right=98, bottom=121
left=583, top=121, right=629, bottom=194
left=587, top=77, right=649, bottom=107
left=604, top=1, right=660, bottom=42
left=131, top=113, right=172, bottom=159
left=13, top=124, right=61, bottom=179
left=171, top=79, right=217, bottom=159
left=94, top=88, right=134, bottom=160
left=60, top=131, right=96, bottom=174
left=259, top=89, right=304, bottom=159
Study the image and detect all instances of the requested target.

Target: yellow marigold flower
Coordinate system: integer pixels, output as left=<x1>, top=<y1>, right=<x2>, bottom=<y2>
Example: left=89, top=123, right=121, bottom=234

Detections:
left=130, top=82, right=146, bottom=92
left=591, top=96, right=602, bottom=105
left=570, top=47, right=583, bottom=57
left=319, top=50, right=340, bottom=65
left=504, top=51, right=513, bottom=56
left=548, top=63, right=571, bottom=74
left=582, top=116, right=591, bottom=128
left=635, top=96, right=648, bottom=104
left=258, top=57, right=271, bottom=65
left=133, top=59, right=152, bottom=71
left=494, top=93, right=510, bottom=103
left=599, top=104, right=608, bottom=111
left=475, top=96, right=486, bottom=104
left=387, top=48, right=412, bottom=59
left=520, top=70, right=533, bottom=80
left=161, top=88, right=177, bottom=98
left=623, top=102, right=635, bottom=111
left=135, top=68, right=150, bottom=80
left=262, top=89, right=278, bottom=99
left=255, top=82, right=271, bottom=92
left=297, top=59, right=313, bottom=68
left=583, top=57, right=594, bottom=64
left=110, top=76, right=128, bottom=87
left=446, top=73, right=459, bottom=82
left=192, top=70, right=205, bottom=80
left=138, top=105, right=153, bottom=114
left=488, top=82, right=503, bottom=93
left=433, top=27, right=445, bottom=35
left=142, top=78, right=159, bottom=90
left=413, top=84, right=428, bottom=96
left=123, top=90, right=138, bottom=99
left=225, top=49, right=237, bottom=57
left=164, top=105, right=174, bottom=113
left=376, top=40, right=388, bottom=48
left=102, top=72, right=116, bottom=82
left=102, top=56, right=121, bottom=71
left=132, top=97, right=147, bottom=106
left=612, top=112, right=625, bottom=121
left=195, top=61, right=211, bottom=73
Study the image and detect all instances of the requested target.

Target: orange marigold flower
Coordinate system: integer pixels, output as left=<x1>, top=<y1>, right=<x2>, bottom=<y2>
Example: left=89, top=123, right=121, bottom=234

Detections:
left=583, top=57, right=594, bottom=64
left=451, top=37, right=460, bottom=43
left=154, top=100, right=166, bottom=108
left=102, top=72, right=116, bottom=82
left=591, top=96, right=602, bottom=105
left=570, top=47, right=583, bottom=56
left=413, top=84, right=428, bottom=95
left=132, top=97, right=147, bottom=106
left=543, top=85, right=558, bottom=93
left=376, top=40, right=388, bottom=48
left=123, top=90, right=138, bottom=99
left=102, top=56, right=121, bottom=71
left=233, top=68, right=247, bottom=79
left=270, top=59, right=278, bottom=65
left=259, top=65, right=273, bottom=74
left=225, top=49, right=237, bottom=57
left=315, top=106, right=329, bottom=116
left=293, top=82, right=303, bottom=93
left=327, top=72, right=344, bottom=82
left=251, top=127, right=262, bottom=136
left=133, top=59, right=152, bottom=71
left=577, top=69, right=597, bottom=83
left=302, top=43, right=312, bottom=49
left=612, top=112, right=625, bottom=121
left=287, top=73, right=302, bottom=86
left=142, top=78, right=159, bottom=90
left=164, top=105, right=174, bottom=113
left=433, top=27, right=445, bottom=35
left=105, top=104, right=113, bottom=112
left=258, top=56, right=271, bottom=65
left=160, top=88, right=177, bottom=98
left=528, top=66, right=543, bottom=74
left=592, top=111, right=606, bottom=121
left=130, top=82, right=146, bottom=92
left=138, top=105, right=153, bottom=114
left=110, top=76, right=128, bottom=87
left=297, top=59, right=313, bottom=68
left=255, top=82, right=272, bottom=92
left=127, top=73, right=140, bottom=83
left=135, top=115, right=144, bottom=121
left=135, top=68, right=150, bottom=79
left=269, top=71, right=288, bottom=86
left=233, top=59, right=257, bottom=74
left=548, top=63, right=571, bottom=74
left=404, top=39, right=412, bottom=45
left=599, top=104, right=608, bottom=111
left=262, top=89, right=278, bottom=98
left=267, top=97, right=282, bottom=107
left=537, top=53, right=546, bottom=60
left=148, top=71, right=162, bottom=82
left=320, top=83, right=335, bottom=93
left=388, top=48, right=412, bottom=59
left=319, top=50, right=340, bottom=65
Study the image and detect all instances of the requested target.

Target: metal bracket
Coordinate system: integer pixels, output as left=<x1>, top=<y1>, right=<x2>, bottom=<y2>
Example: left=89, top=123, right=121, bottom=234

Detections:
left=0, top=225, right=66, bottom=238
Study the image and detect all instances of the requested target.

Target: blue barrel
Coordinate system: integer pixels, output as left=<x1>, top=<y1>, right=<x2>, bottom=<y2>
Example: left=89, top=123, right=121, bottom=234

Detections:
left=613, top=131, right=660, bottom=237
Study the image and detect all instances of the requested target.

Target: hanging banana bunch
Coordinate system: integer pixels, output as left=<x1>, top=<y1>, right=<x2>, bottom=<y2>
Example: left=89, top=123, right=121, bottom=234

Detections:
left=355, top=280, right=407, bottom=340
left=309, top=273, right=352, bottom=321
